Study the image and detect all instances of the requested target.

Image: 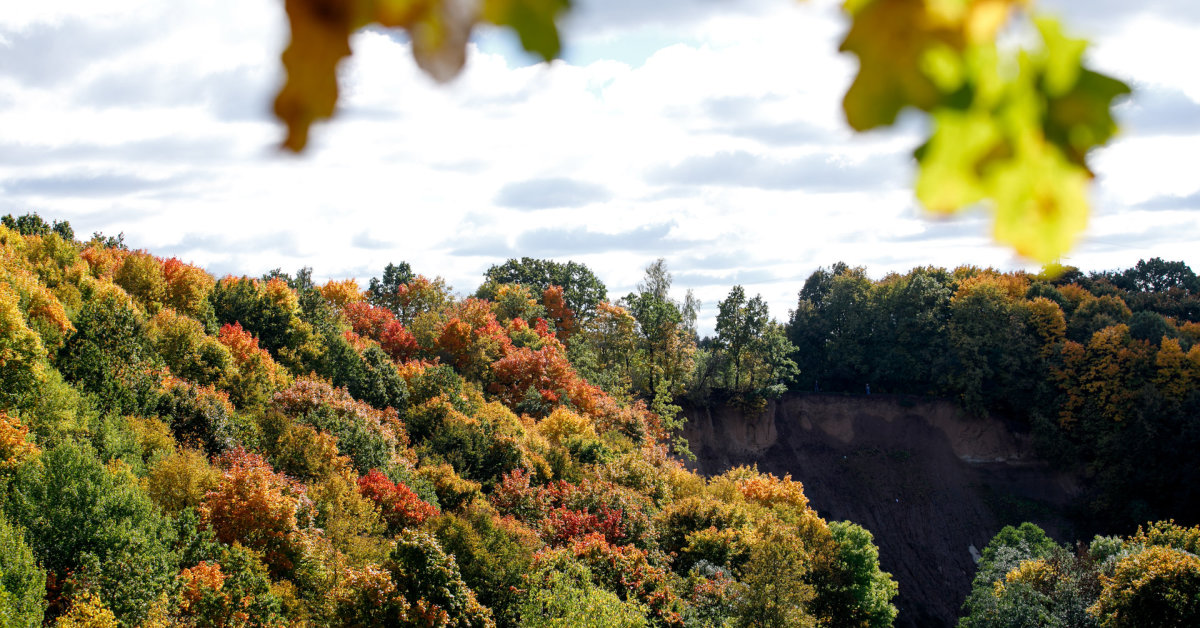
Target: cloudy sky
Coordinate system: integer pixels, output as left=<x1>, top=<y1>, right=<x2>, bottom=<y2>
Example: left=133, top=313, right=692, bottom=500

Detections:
left=2, top=0, right=1199, bottom=334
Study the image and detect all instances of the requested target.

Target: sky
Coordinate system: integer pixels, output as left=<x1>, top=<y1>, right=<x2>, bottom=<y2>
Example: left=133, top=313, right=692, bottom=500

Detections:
left=2, top=0, right=1199, bottom=335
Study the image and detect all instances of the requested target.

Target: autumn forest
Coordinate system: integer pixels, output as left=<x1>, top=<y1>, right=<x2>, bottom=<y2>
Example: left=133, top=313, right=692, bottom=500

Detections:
left=1, top=212, right=1199, bottom=627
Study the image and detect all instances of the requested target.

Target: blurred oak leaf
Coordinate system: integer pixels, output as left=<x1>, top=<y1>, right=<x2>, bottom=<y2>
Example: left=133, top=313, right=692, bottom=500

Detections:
left=276, top=0, right=568, bottom=150
left=275, top=0, right=371, bottom=152
left=482, top=0, right=569, bottom=60
left=909, top=12, right=1128, bottom=261
left=1033, top=18, right=1131, bottom=170
left=989, top=130, right=1090, bottom=262
left=839, top=0, right=1028, bottom=131
left=840, top=0, right=949, bottom=131
left=406, top=0, right=480, bottom=83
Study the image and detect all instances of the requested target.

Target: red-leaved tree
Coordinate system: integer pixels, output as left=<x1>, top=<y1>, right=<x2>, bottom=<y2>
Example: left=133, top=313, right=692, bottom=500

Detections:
left=357, top=469, right=439, bottom=531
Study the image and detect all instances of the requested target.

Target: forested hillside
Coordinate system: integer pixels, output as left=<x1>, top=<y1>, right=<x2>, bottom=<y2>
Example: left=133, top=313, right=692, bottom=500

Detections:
left=0, top=214, right=897, bottom=627
left=2, top=211, right=1198, bottom=627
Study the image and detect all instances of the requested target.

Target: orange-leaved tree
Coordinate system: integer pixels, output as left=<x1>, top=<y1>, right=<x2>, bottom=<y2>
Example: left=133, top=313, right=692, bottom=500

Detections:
left=201, top=448, right=309, bottom=575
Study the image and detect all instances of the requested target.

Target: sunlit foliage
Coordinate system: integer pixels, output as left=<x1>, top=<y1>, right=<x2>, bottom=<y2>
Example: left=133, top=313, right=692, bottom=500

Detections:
left=0, top=510, right=46, bottom=628
left=218, top=322, right=292, bottom=408
left=147, top=447, right=220, bottom=516
left=7, top=442, right=177, bottom=625
left=387, top=530, right=495, bottom=627
left=200, top=448, right=307, bottom=575
left=271, top=376, right=406, bottom=475
left=0, top=280, right=50, bottom=409
left=148, top=308, right=233, bottom=387
left=0, top=412, right=40, bottom=473
left=962, top=521, right=1200, bottom=628
left=319, top=278, right=363, bottom=309
left=358, top=468, right=439, bottom=532
left=518, top=556, right=650, bottom=628
left=161, top=257, right=215, bottom=320
left=0, top=221, right=920, bottom=627
left=113, top=251, right=167, bottom=314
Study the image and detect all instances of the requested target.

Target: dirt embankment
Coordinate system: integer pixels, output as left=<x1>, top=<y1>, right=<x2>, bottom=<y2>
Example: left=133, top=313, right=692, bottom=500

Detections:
left=682, top=393, right=1081, bottom=628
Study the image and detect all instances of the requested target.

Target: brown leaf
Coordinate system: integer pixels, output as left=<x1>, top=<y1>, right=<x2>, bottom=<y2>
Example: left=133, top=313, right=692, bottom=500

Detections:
left=274, top=0, right=368, bottom=151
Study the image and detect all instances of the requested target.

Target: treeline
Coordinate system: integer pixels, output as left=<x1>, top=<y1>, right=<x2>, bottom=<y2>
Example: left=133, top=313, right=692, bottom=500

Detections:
left=780, top=261, right=1200, bottom=530
left=0, top=214, right=898, bottom=628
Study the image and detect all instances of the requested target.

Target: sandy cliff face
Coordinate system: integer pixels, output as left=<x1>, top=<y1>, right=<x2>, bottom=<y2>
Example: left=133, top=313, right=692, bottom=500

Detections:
left=683, top=394, right=1080, bottom=628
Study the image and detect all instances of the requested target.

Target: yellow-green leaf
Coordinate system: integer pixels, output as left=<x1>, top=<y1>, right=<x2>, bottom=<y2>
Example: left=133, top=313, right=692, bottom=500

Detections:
left=990, top=133, right=1090, bottom=262
left=1035, top=18, right=1086, bottom=96
left=1034, top=18, right=1130, bottom=169
left=916, top=108, right=1004, bottom=212
left=483, top=0, right=570, bottom=61
left=907, top=11, right=1127, bottom=261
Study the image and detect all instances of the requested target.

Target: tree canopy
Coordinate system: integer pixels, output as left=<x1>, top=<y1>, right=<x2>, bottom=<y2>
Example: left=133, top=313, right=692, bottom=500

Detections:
left=0, top=215, right=903, bottom=626
left=483, top=257, right=607, bottom=322
left=5, top=211, right=1199, bottom=627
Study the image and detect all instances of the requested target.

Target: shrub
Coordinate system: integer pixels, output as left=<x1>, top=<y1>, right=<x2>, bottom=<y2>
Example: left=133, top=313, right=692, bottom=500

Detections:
left=0, top=412, right=40, bottom=474
left=808, top=521, right=897, bottom=628
left=52, top=592, right=118, bottom=628
left=158, top=379, right=238, bottom=454
left=0, top=278, right=52, bottom=410
left=57, top=290, right=164, bottom=415
left=418, top=463, right=482, bottom=513
left=735, top=521, right=814, bottom=628
left=147, top=309, right=231, bottom=387
left=161, top=258, right=215, bottom=320
left=491, top=472, right=654, bottom=548
left=175, top=544, right=286, bottom=627
left=147, top=448, right=220, bottom=516
left=310, top=471, right=388, bottom=563
left=271, top=377, right=405, bottom=475
left=555, top=533, right=684, bottom=627
left=218, top=323, right=291, bottom=409
left=431, top=509, right=542, bottom=626
left=333, top=563, right=405, bottom=626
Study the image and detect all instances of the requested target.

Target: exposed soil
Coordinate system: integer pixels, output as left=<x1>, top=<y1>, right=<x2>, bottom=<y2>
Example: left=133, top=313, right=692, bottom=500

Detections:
left=681, top=393, right=1082, bottom=628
